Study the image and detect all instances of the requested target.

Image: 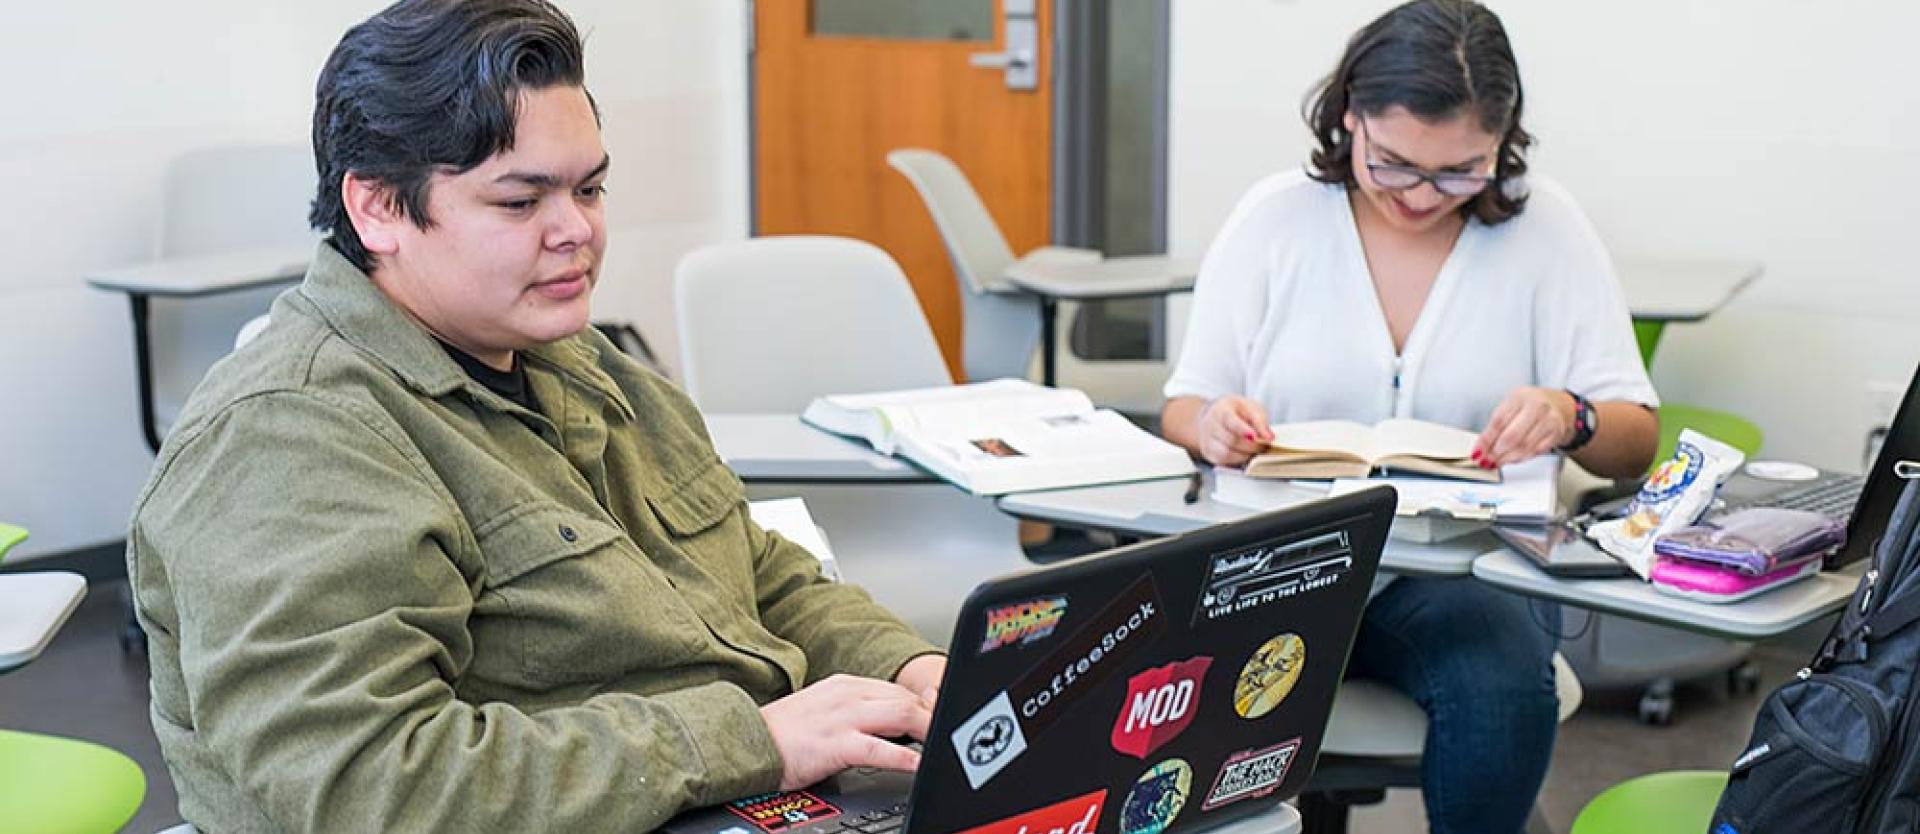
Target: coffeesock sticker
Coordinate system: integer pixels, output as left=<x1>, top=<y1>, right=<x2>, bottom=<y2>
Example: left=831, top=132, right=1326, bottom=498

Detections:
left=953, top=574, right=1165, bottom=789
left=1194, top=531, right=1352, bottom=623
left=954, top=789, right=1107, bottom=834
left=1201, top=739, right=1300, bottom=811
left=1233, top=633, right=1306, bottom=720
left=1119, top=758, right=1192, bottom=834
left=980, top=596, right=1069, bottom=654
left=725, top=790, right=842, bottom=833
left=1111, top=656, right=1213, bottom=759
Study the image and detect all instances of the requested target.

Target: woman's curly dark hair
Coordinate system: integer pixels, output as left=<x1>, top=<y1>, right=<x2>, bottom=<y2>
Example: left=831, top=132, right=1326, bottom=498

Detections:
left=1303, top=0, right=1532, bottom=225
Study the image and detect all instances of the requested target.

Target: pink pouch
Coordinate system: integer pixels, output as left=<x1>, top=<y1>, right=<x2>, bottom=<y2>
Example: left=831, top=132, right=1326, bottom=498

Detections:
left=1650, top=554, right=1822, bottom=604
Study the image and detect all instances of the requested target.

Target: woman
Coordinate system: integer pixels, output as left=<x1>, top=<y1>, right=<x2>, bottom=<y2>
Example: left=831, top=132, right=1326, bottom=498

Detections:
left=1161, top=2, right=1658, bottom=831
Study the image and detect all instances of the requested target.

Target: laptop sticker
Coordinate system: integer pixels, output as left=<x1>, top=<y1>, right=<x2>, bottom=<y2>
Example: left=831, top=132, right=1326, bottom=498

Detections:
left=1200, top=739, right=1301, bottom=811
left=1119, top=758, right=1192, bottom=834
left=1111, top=656, right=1213, bottom=759
left=1194, top=531, right=1352, bottom=624
left=725, top=790, right=842, bottom=833
left=953, top=574, right=1166, bottom=789
left=981, top=596, right=1069, bottom=654
left=1233, top=633, right=1306, bottom=720
left=953, top=789, right=1107, bottom=834
left=951, top=691, right=1030, bottom=790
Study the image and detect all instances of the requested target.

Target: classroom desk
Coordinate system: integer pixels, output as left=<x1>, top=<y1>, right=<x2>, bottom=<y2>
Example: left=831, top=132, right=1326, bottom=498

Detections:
left=1002, top=254, right=1198, bottom=386
left=1616, top=258, right=1761, bottom=323
left=704, top=414, right=935, bottom=483
left=85, top=245, right=312, bottom=452
left=995, top=471, right=1493, bottom=578
left=1471, top=549, right=1862, bottom=641
left=0, top=572, right=86, bottom=674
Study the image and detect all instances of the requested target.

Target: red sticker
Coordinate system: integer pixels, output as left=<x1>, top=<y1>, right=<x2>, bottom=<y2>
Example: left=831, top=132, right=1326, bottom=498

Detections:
left=1111, top=656, right=1213, bottom=759
left=956, top=789, right=1107, bottom=834
left=726, top=790, right=842, bottom=833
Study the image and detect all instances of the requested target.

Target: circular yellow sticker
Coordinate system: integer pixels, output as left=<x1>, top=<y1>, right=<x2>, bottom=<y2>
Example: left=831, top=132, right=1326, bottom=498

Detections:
left=1120, top=758, right=1192, bottom=834
left=1234, top=633, right=1306, bottom=719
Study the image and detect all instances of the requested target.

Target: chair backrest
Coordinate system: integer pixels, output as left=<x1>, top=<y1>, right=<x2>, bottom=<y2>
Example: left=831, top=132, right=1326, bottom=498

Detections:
left=886, top=149, right=1040, bottom=382
left=674, top=236, right=952, bottom=413
left=161, top=144, right=316, bottom=257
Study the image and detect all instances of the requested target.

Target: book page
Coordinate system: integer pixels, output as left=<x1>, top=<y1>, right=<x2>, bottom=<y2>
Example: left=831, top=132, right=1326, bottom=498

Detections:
left=807, top=379, right=1089, bottom=454
left=1329, top=455, right=1559, bottom=522
left=898, top=408, right=1191, bottom=494
left=1370, top=418, right=1479, bottom=462
left=1263, top=420, right=1377, bottom=461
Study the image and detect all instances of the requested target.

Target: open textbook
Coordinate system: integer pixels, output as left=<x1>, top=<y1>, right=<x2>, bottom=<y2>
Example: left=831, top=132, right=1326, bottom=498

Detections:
left=800, top=379, right=1193, bottom=495
left=1212, top=456, right=1557, bottom=543
left=1245, top=418, right=1496, bottom=483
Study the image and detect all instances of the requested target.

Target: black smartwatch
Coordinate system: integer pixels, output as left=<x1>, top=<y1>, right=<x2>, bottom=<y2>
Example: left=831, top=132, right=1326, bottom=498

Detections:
left=1558, top=390, right=1597, bottom=453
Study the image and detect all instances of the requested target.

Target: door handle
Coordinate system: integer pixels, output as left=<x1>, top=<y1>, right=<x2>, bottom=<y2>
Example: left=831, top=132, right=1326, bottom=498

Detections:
left=969, top=14, right=1038, bottom=91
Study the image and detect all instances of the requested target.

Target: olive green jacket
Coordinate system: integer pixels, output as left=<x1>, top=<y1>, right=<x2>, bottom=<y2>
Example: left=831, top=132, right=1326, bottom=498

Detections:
left=128, top=244, right=937, bottom=833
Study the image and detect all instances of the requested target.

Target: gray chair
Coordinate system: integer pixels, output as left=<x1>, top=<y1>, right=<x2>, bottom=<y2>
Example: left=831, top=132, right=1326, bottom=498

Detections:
left=673, top=236, right=1032, bottom=646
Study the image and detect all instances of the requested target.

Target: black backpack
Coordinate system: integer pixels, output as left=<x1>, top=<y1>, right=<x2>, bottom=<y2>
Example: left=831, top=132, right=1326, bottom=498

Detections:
left=1711, top=476, right=1920, bottom=833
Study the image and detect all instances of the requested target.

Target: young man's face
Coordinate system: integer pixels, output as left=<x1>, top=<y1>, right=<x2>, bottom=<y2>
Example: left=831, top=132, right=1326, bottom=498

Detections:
left=374, top=85, right=609, bottom=368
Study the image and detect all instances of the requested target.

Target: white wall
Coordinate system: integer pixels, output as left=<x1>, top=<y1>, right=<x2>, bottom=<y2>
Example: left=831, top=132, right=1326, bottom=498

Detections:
left=1170, top=0, right=1920, bottom=472
left=0, top=0, right=749, bottom=561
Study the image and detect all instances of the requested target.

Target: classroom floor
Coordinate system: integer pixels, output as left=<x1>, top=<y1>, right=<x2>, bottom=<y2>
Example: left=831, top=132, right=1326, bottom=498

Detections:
left=0, top=577, right=1800, bottom=834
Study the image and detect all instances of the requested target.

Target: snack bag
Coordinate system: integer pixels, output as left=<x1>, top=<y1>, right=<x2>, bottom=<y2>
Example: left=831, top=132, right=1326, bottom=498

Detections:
left=1589, top=429, right=1746, bottom=579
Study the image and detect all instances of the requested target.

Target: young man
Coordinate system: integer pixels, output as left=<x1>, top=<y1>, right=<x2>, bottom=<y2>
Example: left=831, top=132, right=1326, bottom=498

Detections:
left=128, top=2, right=945, bottom=831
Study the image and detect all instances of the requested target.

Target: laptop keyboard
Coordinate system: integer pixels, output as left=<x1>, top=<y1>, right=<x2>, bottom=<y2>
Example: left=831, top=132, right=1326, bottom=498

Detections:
left=829, top=804, right=908, bottom=834
left=1729, top=473, right=1866, bottom=521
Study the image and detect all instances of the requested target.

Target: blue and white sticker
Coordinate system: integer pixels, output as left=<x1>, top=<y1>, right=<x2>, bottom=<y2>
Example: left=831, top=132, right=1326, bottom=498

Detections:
left=951, top=690, right=1029, bottom=789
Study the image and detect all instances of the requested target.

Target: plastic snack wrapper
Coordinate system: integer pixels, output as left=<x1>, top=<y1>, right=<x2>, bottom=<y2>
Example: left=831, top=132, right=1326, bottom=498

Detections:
left=1589, top=429, right=1746, bottom=579
left=1652, top=507, right=1845, bottom=576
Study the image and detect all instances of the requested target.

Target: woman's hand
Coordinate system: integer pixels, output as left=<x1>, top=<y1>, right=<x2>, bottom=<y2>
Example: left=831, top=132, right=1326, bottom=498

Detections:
left=1474, top=387, right=1576, bottom=469
left=1196, top=396, right=1273, bottom=467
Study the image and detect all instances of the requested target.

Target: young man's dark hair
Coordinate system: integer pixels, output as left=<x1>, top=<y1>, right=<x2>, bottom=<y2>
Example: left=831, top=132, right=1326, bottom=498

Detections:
left=308, top=0, right=595, bottom=272
left=1302, top=0, right=1532, bottom=224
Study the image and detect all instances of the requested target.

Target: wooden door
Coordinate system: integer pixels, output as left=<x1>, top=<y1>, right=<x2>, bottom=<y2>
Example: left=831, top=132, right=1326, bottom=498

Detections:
left=754, top=0, right=1054, bottom=380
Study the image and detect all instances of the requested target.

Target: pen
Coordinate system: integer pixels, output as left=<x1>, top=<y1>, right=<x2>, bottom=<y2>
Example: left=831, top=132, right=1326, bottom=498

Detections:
left=1183, top=468, right=1204, bottom=504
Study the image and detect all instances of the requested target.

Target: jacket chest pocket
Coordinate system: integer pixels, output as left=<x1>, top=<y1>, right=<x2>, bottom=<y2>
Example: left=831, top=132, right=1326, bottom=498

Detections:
left=474, top=503, right=705, bottom=687
left=644, top=458, right=758, bottom=602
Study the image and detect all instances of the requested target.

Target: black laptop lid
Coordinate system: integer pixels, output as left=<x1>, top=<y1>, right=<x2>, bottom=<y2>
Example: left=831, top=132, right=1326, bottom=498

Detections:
left=904, top=487, right=1394, bottom=834
left=1840, top=365, right=1920, bottom=567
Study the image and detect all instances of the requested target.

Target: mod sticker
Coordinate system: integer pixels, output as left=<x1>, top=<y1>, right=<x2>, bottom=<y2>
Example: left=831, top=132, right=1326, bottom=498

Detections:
left=1233, top=633, right=1306, bottom=720
left=1111, top=656, right=1213, bottom=759
left=1201, top=739, right=1301, bottom=811
left=951, top=691, right=1030, bottom=790
left=1195, top=531, right=1352, bottom=623
left=725, top=790, right=842, bottom=834
left=1120, top=758, right=1193, bottom=834
left=954, top=789, right=1107, bottom=834
left=981, top=596, right=1069, bottom=653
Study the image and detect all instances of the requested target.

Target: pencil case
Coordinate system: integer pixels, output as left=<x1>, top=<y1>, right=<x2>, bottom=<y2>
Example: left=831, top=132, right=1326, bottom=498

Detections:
left=1650, top=554, right=1823, bottom=604
left=1651, top=508, right=1845, bottom=576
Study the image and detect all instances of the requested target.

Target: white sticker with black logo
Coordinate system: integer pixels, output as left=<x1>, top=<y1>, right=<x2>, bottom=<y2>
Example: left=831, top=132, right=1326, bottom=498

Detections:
left=952, top=691, right=1029, bottom=790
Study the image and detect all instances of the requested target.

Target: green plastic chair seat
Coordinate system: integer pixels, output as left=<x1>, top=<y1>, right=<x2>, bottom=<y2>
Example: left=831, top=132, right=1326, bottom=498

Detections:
left=0, top=729, right=146, bottom=834
left=0, top=523, right=27, bottom=564
left=1570, top=770, right=1727, bottom=834
left=1655, top=403, right=1765, bottom=468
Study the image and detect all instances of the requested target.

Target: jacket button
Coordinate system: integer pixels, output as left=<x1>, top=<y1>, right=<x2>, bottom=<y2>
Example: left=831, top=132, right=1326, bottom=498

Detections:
left=558, top=525, right=578, bottom=543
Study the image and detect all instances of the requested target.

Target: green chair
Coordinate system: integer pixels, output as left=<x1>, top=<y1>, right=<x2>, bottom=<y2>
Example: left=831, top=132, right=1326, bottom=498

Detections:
left=0, top=523, right=150, bottom=833
left=1634, top=319, right=1766, bottom=466
left=1570, top=770, right=1727, bottom=834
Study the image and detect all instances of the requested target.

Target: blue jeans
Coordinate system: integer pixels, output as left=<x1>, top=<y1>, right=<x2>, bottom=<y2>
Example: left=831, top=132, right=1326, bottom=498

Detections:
left=1346, top=576, right=1562, bottom=834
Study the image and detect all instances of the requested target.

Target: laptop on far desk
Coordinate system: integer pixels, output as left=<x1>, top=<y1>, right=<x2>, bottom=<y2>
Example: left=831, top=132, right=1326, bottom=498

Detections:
left=660, top=488, right=1396, bottom=834
left=1718, top=362, right=1920, bottom=569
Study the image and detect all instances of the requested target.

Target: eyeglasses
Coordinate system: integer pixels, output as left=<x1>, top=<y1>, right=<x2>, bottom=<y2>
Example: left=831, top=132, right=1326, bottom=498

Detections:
left=1356, top=119, right=1495, bottom=198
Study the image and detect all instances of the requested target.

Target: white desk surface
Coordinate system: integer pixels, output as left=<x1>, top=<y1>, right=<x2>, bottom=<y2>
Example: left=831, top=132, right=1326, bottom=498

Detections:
left=1003, top=253, right=1199, bottom=300
left=85, top=244, right=313, bottom=297
left=705, top=414, right=935, bottom=482
left=995, top=474, right=1491, bottom=577
left=1471, top=549, right=1861, bottom=641
left=1616, top=258, right=1762, bottom=322
left=0, top=572, right=87, bottom=673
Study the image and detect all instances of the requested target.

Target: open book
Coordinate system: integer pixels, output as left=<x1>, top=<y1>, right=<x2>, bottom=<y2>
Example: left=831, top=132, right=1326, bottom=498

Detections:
left=801, top=379, right=1193, bottom=495
left=1245, top=418, right=1496, bottom=483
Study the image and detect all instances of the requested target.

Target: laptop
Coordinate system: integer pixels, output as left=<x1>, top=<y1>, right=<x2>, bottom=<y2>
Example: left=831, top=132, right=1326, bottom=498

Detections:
left=1718, top=362, right=1920, bottom=569
left=661, top=486, right=1395, bottom=834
